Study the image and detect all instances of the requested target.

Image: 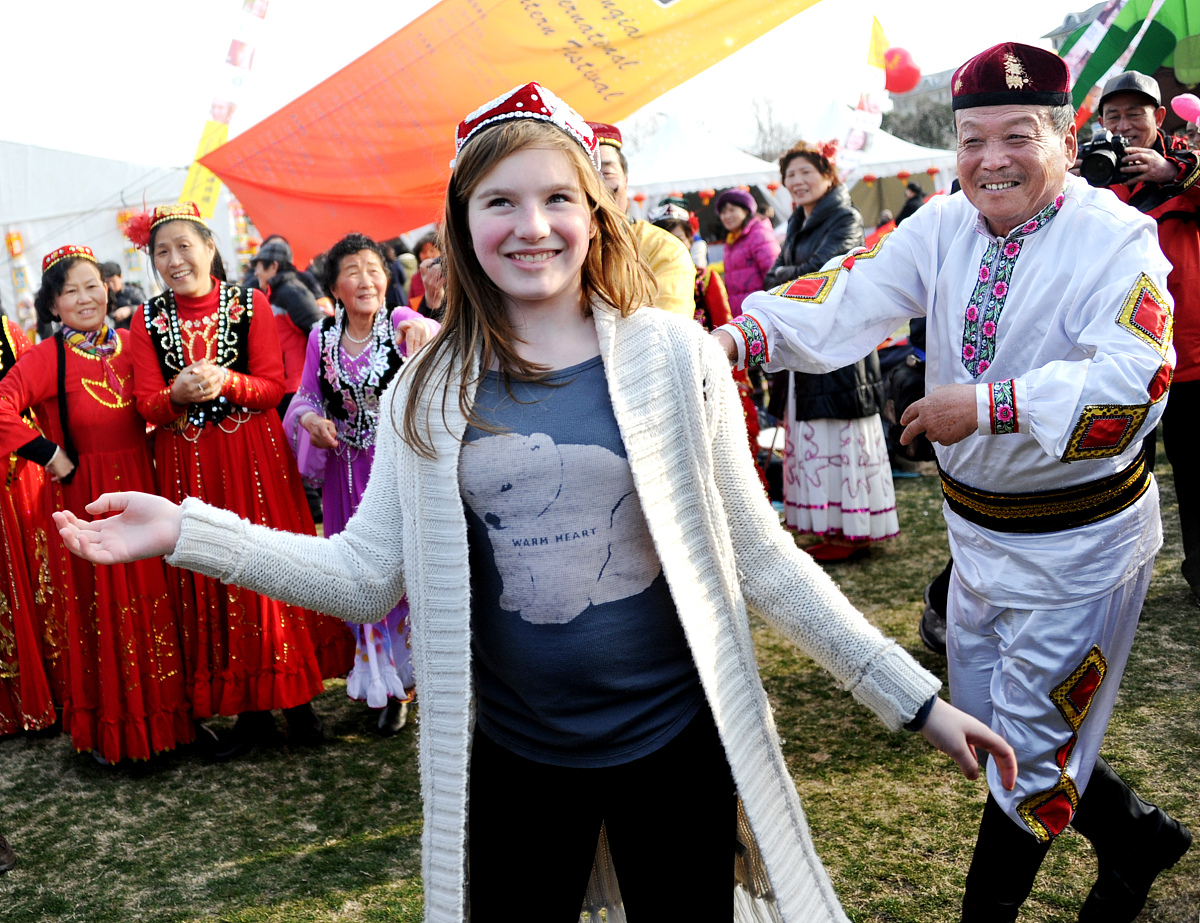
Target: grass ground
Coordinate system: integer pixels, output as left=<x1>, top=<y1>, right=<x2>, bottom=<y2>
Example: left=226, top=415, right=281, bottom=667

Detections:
left=1, top=465, right=1195, bottom=922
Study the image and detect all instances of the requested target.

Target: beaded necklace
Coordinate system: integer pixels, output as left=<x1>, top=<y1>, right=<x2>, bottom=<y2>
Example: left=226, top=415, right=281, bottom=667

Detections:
left=161, top=281, right=237, bottom=430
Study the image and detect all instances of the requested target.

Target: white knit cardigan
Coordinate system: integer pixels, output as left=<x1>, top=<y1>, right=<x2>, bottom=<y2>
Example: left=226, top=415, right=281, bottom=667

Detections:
left=167, top=302, right=942, bottom=922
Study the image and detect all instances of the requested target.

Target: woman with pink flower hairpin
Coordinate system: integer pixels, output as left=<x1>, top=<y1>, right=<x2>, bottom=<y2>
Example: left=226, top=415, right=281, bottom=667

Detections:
left=762, top=141, right=897, bottom=562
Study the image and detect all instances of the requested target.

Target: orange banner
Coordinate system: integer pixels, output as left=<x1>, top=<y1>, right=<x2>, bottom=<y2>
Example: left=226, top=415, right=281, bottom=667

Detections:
left=202, top=0, right=824, bottom=264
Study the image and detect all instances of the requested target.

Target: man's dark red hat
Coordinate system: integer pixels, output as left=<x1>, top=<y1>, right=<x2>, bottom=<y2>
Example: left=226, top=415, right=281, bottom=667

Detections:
left=586, top=121, right=623, bottom=148
left=951, top=42, right=1071, bottom=111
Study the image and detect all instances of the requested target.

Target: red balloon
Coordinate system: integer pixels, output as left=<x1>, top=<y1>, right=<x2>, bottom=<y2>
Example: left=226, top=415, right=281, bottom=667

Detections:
left=884, top=46, right=921, bottom=94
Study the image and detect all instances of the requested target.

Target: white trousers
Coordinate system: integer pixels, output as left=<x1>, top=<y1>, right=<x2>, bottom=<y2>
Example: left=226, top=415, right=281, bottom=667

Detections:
left=946, top=558, right=1154, bottom=841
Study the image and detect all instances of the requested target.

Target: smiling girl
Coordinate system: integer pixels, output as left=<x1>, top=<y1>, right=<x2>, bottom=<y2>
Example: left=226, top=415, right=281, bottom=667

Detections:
left=125, top=205, right=354, bottom=758
left=0, top=246, right=190, bottom=762
left=59, top=86, right=1015, bottom=921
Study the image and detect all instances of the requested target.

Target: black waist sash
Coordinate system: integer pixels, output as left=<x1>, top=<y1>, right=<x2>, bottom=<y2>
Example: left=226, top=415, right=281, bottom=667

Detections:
left=939, top=450, right=1150, bottom=534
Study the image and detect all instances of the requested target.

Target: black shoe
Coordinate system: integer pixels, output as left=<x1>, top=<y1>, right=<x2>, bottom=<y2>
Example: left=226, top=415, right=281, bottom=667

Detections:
left=919, top=584, right=948, bottom=656
left=283, top=702, right=325, bottom=748
left=0, top=835, right=15, bottom=874
left=212, top=711, right=283, bottom=761
left=377, top=699, right=409, bottom=737
left=1072, top=758, right=1193, bottom=923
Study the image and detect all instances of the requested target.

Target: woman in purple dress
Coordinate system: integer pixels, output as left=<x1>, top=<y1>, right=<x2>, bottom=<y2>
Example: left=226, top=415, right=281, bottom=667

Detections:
left=284, top=233, right=436, bottom=733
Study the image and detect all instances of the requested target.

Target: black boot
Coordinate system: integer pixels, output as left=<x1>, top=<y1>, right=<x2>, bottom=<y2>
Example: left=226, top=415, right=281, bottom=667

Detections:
left=212, top=710, right=283, bottom=761
left=920, top=558, right=953, bottom=655
left=1069, top=757, right=1192, bottom=922
left=0, top=834, right=15, bottom=873
left=283, top=702, right=325, bottom=748
left=961, top=794, right=1052, bottom=922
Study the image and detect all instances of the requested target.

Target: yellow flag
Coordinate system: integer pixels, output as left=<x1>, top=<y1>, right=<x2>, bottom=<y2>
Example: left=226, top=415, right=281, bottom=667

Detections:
left=179, top=120, right=230, bottom=218
left=867, top=16, right=889, bottom=69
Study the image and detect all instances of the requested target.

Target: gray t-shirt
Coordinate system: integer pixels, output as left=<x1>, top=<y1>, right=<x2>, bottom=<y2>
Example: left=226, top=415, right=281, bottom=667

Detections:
left=459, top=355, right=704, bottom=767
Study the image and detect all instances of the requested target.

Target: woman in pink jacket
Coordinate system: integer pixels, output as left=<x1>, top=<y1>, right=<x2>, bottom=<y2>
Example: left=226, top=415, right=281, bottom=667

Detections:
left=715, top=189, right=779, bottom=316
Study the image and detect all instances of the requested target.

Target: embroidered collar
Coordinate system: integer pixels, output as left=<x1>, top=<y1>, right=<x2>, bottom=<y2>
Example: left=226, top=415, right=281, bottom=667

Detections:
left=961, top=188, right=1066, bottom=377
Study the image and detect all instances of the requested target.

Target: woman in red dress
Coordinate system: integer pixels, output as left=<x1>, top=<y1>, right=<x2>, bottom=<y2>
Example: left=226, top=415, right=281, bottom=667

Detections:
left=0, top=315, right=63, bottom=736
left=0, top=246, right=191, bottom=762
left=126, top=203, right=353, bottom=757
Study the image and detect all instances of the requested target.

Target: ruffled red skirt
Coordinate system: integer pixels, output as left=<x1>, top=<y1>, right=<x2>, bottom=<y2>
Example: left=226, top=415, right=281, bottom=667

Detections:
left=52, top=445, right=194, bottom=761
left=0, top=458, right=58, bottom=734
left=155, top=409, right=354, bottom=718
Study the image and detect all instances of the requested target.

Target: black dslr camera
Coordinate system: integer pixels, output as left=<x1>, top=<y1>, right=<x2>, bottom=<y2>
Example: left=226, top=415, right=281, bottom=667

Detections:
left=1077, top=129, right=1129, bottom=187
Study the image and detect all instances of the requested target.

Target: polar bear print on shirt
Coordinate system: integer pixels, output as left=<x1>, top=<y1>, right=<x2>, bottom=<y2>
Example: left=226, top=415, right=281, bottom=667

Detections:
left=460, top=432, right=662, bottom=624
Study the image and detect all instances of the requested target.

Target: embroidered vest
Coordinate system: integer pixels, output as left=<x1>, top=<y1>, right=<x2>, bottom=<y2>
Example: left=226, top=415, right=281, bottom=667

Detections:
left=143, top=282, right=253, bottom=430
left=316, top=311, right=405, bottom=449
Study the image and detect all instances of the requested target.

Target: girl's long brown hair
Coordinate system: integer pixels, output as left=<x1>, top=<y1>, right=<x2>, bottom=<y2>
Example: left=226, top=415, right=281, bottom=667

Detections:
left=399, top=119, right=656, bottom=457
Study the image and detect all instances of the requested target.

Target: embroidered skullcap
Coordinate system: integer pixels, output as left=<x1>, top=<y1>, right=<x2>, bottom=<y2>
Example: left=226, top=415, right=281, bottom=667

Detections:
left=453, top=82, right=599, bottom=170
left=151, top=202, right=207, bottom=230
left=585, top=121, right=623, bottom=148
left=951, top=42, right=1071, bottom=111
left=42, top=245, right=97, bottom=274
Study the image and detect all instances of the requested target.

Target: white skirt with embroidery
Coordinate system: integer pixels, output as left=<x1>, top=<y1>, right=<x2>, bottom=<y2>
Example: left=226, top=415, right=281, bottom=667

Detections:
left=783, top=385, right=899, bottom=541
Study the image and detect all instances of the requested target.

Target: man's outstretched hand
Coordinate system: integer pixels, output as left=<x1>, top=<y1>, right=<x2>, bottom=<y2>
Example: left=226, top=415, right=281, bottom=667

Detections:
left=900, top=384, right=978, bottom=446
left=54, top=492, right=184, bottom=566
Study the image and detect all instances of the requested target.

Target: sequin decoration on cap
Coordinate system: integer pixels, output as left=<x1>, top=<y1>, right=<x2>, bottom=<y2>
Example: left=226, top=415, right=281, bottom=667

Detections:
left=951, top=42, right=1071, bottom=111
left=586, top=121, right=623, bottom=148
left=452, top=82, right=599, bottom=170
left=42, top=245, right=97, bottom=274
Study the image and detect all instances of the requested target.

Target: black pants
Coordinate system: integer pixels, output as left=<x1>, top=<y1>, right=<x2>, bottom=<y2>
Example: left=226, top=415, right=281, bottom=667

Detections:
left=1161, top=380, right=1200, bottom=588
left=468, top=710, right=738, bottom=921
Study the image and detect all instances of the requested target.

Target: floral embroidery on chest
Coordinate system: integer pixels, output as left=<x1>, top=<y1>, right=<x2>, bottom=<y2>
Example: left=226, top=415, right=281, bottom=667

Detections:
left=147, top=284, right=246, bottom=373
left=318, top=309, right=404, bottom=450
left=961, top=191, right=1065, bottom=377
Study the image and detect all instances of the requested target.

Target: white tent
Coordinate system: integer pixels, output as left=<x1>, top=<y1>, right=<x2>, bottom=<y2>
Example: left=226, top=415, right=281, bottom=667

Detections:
left=0, top=140, right=237, bottom=325
left=625, top=115, right=779, bottom=202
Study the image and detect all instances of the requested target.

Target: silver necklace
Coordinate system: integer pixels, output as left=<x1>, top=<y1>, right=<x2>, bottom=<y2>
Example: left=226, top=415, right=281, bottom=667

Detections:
left=342, top=326, right=373, bottom=344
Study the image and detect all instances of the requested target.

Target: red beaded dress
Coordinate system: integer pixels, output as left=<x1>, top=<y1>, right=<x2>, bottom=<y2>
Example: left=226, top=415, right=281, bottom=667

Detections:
left=129, top=279, right=353, bottom=719
left=0, top=318, right=63, bottom=734
left=0, top=325, right=192, bottom=760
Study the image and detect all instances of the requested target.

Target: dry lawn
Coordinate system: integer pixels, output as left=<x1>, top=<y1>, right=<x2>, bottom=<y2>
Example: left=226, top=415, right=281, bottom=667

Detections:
left=1, top=465, right=1196, bottom=922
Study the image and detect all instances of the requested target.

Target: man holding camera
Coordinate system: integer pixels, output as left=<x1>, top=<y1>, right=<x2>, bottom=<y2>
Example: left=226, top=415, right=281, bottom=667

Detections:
left=713, top=42, right=1190, bottom=922
left=1080, top=71, right=1200, bottom=602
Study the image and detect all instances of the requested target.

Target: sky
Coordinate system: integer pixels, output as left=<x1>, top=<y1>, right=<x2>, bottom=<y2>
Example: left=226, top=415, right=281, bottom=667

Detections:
left=2, top=0, right=1096, bottom=168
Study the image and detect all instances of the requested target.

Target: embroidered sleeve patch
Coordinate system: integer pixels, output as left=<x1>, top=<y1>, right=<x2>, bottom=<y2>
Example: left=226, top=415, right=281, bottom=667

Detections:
left=771, top=268, right=840, bottom=304
left=1116, top=273, right=1172, bottom=355
left=1148, top=362, right=1173, bottom=403
left=729, top=315, right=769, bottom=369
left=855, top=232, right=890, bottom=260
left=989, top=379, right=1019, bottom=435
left=1062, top=404, right=1150, bottom=461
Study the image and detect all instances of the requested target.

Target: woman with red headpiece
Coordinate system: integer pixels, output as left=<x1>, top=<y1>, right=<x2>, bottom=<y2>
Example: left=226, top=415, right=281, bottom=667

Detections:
left=0, top=246, right=190, bottom=762
left=124, top=205, right=354, bottom=758
left=0, top=309, right=65, bottom=738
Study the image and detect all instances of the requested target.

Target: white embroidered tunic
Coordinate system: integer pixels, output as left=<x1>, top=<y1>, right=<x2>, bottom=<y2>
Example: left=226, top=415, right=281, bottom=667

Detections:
left=722, top=176, right=1173, bottom=610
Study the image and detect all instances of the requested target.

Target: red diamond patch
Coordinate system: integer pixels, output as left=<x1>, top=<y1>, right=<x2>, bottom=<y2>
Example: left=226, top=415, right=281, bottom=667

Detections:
left=1079, top=416, right=1132, bottom=450
left=1117, top=274, right=1172, bottom=354
left=1149, top=363, right=1172, bottom=403
left=1055, top=736, right=1077, bottom=771
left=783, top=276, right=831, bottom=301
left=1066, top=664, right=1103, bottom=713
left=1130, top=290, right=1168, bottom=341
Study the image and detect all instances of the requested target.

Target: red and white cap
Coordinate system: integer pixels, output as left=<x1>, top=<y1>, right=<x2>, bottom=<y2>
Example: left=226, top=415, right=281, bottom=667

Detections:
left=42, top=244, right=97, bottom=274
left=453, top=82, right=599, bottom=170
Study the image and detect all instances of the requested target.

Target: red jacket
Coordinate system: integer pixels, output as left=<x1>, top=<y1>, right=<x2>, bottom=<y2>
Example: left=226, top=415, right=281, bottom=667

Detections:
left=1110, top=132, right=1200, bottom=381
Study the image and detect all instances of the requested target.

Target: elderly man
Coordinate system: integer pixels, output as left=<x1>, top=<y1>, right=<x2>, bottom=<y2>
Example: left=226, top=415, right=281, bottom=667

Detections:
left=714, top=43, right=1190, bottom=922
left=1084, top=71, right=1200, bottom=602
left=586, top=122, right=696, bottom=317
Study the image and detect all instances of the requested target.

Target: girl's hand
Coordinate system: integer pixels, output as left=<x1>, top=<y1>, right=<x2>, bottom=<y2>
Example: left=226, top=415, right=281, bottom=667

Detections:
left=170, top=360, right=226, bottom=405
left=395, top=318, right=433, bottom=356
left=300, top=412, right=339, bottom=450
left=53, top=492, right=183, bottom=565
left=46, top=450, right=75, bottom=483
left=919, top=697, right=1018, bottom=790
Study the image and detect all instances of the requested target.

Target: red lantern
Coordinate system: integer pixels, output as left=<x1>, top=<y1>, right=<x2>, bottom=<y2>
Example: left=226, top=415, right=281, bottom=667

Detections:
left=883, top=47, right=921, bottom=95
left=699, top=188, right=716, bottom=206
left=861, top=173, right=878, bottom=187
left=668, top=190, right=683, bottom=198
left=632, top=192, right=647, bottom=205
left=926, top=166, right=940, bottom=176
left=896, top=170, right=912, bottom=181
left=767, top=181, right=781, bottom=192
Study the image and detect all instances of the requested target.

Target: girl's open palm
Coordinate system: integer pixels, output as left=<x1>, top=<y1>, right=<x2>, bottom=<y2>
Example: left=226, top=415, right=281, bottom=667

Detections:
left=53, top=492, right=183, bottom=565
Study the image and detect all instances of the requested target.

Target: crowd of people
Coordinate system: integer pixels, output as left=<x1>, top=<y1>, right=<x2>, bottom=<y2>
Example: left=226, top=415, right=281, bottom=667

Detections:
left=0, top=41, right=1194, bottom=923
